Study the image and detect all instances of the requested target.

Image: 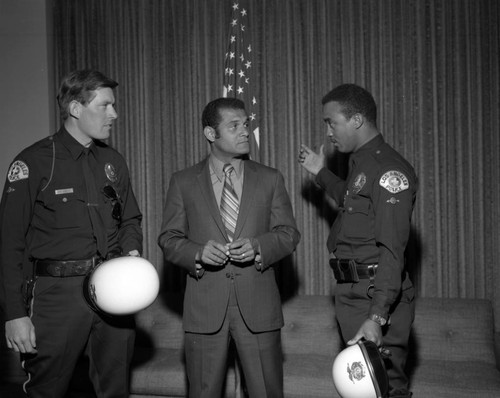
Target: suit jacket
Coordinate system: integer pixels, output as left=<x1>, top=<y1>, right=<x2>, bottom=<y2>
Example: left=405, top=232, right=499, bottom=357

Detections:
left=158, top=157, right=300, bottom=333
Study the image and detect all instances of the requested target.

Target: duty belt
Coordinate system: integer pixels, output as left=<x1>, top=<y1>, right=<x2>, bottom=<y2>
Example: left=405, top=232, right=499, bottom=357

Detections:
left=329, top=258, right=378, bottom=283
left=34, top=256, right=101, bottom=277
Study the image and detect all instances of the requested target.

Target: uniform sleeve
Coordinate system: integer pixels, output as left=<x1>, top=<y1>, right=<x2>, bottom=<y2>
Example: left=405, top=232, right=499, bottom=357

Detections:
left=117, top=162, right=143, bottom=255
left=315, top=167, right=348, bottom=205
left=369, top=168, right=417, bottom=318
left=0, top=158, right=37, bottom=320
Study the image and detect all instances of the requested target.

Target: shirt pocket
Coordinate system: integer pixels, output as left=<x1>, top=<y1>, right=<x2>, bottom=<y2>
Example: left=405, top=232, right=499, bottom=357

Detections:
left=40, top=186, right=88, bottom=229
left=342, top=195, right=372, bottom=239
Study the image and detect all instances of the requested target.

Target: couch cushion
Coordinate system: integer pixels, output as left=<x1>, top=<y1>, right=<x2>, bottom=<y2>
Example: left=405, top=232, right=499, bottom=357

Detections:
left=135, top=294, right=185, bottom=349
left=283, top=353, right=339, bottom=398
left=281, top=295, right=343, bottom=356
left=409, top=359, right=500, bottom=397
left=131, top=347, right=186, bottom=396
left=410, top=297, right=496, bottom=364
left=131, top=346, right=238, bottom=397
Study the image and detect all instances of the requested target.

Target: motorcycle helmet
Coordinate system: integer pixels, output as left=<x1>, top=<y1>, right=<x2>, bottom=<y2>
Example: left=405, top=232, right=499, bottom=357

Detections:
left=85, top=256, right=160, bottom=315
left=332, top=340, right=389, bottom=398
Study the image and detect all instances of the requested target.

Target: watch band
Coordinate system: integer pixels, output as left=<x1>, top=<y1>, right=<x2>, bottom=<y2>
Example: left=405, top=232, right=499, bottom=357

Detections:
left=369, top=313, right=387, bottom=326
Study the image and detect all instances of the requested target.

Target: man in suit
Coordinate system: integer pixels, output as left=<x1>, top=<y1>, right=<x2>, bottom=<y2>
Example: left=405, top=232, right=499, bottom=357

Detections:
left=158, top=97, right=300, bottom=398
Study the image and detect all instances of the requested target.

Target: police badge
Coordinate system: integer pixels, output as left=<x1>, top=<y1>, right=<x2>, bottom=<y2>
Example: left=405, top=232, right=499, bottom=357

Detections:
left=352, top=173, right=366, bottom=194
left=104, top=163, right=118, bottom=182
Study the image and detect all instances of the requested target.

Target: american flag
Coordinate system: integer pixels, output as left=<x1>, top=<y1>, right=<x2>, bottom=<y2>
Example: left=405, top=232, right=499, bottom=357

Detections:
left=223, top=1, right=260, bottom=161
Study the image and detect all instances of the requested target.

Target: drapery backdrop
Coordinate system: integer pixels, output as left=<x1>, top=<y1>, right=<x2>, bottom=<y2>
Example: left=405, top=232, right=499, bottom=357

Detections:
left=52, top=0, right=500, bottom=329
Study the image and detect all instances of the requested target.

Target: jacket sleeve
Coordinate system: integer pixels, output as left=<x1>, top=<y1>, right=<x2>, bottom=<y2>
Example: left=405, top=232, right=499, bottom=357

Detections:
left=157, top=173, right=203, bottom=275
left=253, top=171, right=300, bottom=270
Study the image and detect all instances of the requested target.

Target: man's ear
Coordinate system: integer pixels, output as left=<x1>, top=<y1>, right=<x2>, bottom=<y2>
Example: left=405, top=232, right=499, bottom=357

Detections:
left=352, top=113, right=364, bottom=129
left=204, top=126, right=216, bottom=142
left=68, top=100, right=81, bottom=119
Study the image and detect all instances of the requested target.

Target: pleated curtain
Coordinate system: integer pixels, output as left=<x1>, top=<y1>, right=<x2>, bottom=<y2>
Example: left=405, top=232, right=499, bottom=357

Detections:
left=53, top=0, right=500, bottom=329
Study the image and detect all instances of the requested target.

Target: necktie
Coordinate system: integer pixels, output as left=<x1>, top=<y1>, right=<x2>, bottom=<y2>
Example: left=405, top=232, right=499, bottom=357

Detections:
left=220, top=164, right=239, bottom=242
left=82, top=148, right=108, bottom=257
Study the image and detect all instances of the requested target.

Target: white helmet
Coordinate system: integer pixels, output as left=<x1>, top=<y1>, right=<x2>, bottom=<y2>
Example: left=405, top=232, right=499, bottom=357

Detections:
left=85, top=256, right=160, bottom=315
left=332, top=340, right=389, bottom=398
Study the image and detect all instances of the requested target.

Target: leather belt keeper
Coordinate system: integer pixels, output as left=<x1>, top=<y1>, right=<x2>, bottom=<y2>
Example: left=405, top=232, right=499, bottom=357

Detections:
left=329, top=259, right=378, bottom=283
left=34, top=256, right=101, bottom=277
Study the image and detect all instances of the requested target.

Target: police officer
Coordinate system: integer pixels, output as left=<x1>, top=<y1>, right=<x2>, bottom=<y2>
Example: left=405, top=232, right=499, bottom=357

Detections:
left=0, top=70, right=143, bottom=397
left=298, top=84, right=417, bottom=398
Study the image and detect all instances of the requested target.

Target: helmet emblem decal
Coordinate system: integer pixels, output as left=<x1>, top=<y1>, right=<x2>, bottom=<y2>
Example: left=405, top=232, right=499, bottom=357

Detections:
left=347, top=361, right=366, bottom=383
left=105, top=163, right=118, bottom=182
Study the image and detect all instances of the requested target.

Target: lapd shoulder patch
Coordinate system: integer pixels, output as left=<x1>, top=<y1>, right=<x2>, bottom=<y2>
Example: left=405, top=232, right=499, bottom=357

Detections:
left=7, top=160, right=29, bottom=182
left=379, top=170, right=409, bottom=193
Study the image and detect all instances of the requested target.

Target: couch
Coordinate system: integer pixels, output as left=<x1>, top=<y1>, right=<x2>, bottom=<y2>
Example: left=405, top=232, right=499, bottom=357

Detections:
left=2, top=294, right=500, bottom=397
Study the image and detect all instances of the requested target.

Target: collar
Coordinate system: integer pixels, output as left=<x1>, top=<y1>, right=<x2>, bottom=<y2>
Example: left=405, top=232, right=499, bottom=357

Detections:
left=351, top=134, right=385, bottom=162
left=56, top=126, right=96, bottom=160
left=209, top=154, right=244, bottom=182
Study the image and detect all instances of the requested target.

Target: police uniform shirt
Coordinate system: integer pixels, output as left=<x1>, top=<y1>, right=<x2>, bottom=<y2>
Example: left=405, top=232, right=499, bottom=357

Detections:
left=0, top=127, right=143, bottom=320
left=316, top=134, right=418, bottom=318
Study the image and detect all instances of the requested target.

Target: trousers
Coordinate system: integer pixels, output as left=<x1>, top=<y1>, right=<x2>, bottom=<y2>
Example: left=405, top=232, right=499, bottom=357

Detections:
left=22, top=275, right=135, bottom=398
left=184, top=282, right=283, bottom=398
left=334, top=279, right=415, bottom=397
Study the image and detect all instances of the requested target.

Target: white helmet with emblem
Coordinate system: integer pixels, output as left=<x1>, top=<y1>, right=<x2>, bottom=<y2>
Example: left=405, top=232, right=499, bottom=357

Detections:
left=332, top=340, right=389, bottom=398
left=85, top=256, right=160, bottom=315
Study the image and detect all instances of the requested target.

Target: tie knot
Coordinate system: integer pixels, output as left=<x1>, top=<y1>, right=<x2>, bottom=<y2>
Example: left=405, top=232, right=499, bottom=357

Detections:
left=223, top=164, right=234, bottom=177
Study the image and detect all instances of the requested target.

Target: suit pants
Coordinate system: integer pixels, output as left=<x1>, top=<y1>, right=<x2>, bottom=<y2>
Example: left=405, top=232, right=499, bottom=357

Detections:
left=185, top=283, right=283, bottom=398
left=22, top=275, right=135, bottom=398
left=334, top=279, right=415, bottom=397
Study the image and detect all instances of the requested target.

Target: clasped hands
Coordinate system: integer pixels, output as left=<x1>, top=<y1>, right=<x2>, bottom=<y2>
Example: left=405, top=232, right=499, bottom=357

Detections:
left=199, top=238, right=258, bottom=267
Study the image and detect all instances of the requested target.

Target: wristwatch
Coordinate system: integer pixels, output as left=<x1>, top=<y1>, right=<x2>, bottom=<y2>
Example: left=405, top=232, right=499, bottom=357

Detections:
left=369, top=313, right=387, bottom=326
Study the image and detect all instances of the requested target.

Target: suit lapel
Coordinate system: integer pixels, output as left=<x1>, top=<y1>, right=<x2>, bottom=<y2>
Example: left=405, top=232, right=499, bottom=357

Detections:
left=196, top=158, right=227, bottom=238
left=234, top=160, right=257, bottom=239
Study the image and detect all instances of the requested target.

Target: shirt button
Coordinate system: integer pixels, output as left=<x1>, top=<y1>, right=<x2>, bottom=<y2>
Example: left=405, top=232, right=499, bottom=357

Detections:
left=348, top=207, right=353, bottom=212
left=62, top=197, right=68, bottom=202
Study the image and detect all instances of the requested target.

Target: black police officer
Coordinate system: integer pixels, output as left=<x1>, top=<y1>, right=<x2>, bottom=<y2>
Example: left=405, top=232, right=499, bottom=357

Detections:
left=298, top=84, right=417, bottom=398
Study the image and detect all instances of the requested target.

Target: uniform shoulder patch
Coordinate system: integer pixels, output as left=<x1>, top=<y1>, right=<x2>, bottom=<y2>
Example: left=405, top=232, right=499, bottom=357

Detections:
left=7, top=160, right=29, bottom=182
left=379, top=170, right=409, bottom=193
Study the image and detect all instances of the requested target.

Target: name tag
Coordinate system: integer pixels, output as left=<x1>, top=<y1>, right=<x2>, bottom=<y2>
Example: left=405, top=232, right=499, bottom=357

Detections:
left=55, top=188, right=74, bottom=195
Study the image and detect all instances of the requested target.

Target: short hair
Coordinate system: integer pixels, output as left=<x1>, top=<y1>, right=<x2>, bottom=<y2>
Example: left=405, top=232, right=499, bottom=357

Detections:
left=202, top=97, right=246, bottom=129
left=57, top=70, right=118, bottom=120
left=321, top=84, right=377, bottom=127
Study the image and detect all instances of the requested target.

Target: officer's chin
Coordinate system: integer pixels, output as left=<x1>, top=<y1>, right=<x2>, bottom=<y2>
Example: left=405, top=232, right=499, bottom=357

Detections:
left=94, top=130, right=111, bottom=141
